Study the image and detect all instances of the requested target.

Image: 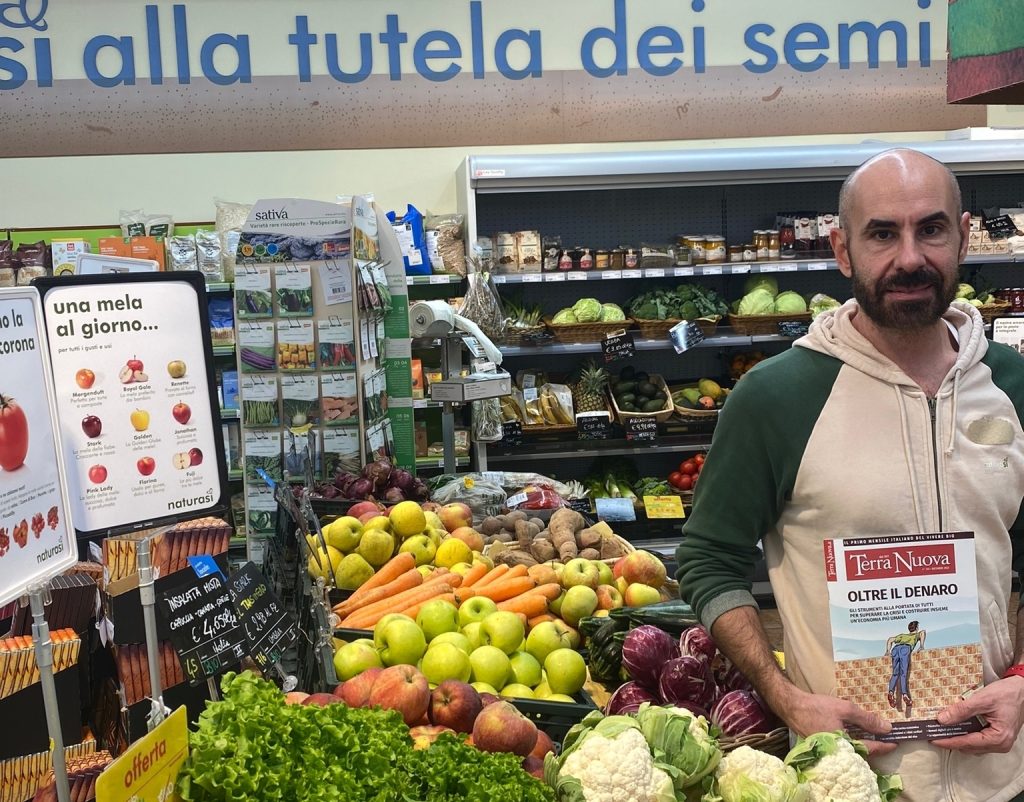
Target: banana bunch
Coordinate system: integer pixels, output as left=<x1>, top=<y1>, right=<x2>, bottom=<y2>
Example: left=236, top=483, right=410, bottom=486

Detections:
left=499, top=395, right=523, bottom=423
left=539, top=386, right=574, bottom=425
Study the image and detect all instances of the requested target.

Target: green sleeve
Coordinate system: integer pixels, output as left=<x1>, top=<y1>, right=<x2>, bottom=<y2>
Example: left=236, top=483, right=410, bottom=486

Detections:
left=676, top=347, right=842, bottom=630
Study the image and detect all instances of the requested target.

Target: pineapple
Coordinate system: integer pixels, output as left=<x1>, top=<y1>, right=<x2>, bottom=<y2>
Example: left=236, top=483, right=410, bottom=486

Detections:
left=573, top=360, right=610, bottom=412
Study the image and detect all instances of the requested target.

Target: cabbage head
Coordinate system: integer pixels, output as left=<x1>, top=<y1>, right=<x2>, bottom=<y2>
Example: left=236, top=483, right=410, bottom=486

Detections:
left=552, top=308, right=578, bottom=324
left=744, top=275, right=778, bottom=298
left=773, top=291, right=807, bottom=314
left=600, top=303, right=626, bottom=322
left=572, top=298, right=602, bottom=323
left=737, top=288, right=776, bottom=316
left=956, top=282, right=975, bottom=300
left=808, top=293, right=841, bottom=320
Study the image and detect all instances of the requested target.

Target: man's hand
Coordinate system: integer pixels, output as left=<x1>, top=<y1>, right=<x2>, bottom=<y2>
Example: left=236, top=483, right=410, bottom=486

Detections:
left=932, top=676, right=1024, bottom=754
left=774, top=685, right=897, bottom=757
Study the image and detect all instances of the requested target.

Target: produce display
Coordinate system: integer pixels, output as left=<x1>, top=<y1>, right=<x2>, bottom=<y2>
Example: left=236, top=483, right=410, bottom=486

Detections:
left=672, top=378, right=727, bottom=412
left=311, top=457, right=430, bottom=502
left=627, top=284, right=728, bottom=321
left=550, top=298, right=625, bottom=325
left=732, top=276, right=807, bottom=316
left=610, top=365, right=670, bottom=414
left=667, top=453, right=705, bottom=493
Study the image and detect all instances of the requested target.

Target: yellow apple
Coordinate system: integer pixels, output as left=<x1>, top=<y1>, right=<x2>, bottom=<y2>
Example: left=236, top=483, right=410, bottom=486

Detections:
left=130, top=408, right=150, bottom=432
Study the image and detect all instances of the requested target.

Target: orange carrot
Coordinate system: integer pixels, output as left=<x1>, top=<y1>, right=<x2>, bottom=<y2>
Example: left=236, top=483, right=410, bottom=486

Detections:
left=461, top=562, right=489, bottom=588
left=500, top=564, right=529, bottom=581
left=529, top=583, right=562, bottom=601
left=471, top=564, right=508, bottom=588
left=496, top=593, right=549, bottom=619
left=527, top=613, right=556, bottom=629
left=342, top=582, right=454, bottom=629
left=402, top=592, right=456, bottom=619
left=333, top=568, right=421, bottom=618
left=340, top=572, right=456, bottom=627
left=347, top=553, right=417, bottom=604
left=469, top=576, right=537, bottom=603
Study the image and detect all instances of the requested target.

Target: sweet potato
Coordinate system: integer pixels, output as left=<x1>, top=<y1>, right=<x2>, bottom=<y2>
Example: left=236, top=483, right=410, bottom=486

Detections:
left=495, top=549, right=538, bottom=568
left=579, top=548, right=600, bottom=561
left=515, top=520, right=541, bottom=550
left=599, top=535, right=628, bottom=560
left=529, top=538, right=556, bottom=563
left=577, top=527, right=603, bottom=550
left=549, top=508, right=584, bottom=561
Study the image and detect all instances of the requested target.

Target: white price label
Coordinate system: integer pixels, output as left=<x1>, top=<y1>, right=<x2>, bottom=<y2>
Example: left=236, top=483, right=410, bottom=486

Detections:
left=730, top=265, right=751, bottom=274
left=807, top=262, right=830, bottom=271
left=506, top=492, right=528, bottom=508
left=545, top=273, right=566, bottom=282
left=644, top=268, right=665, bottom=278
left=674, top=267, right=694, bottom=277
left=522, top=273, right=542, bottom=283
left=702, top=265, right=723, bottom=275
left=429, top=274, right=452, bottom=284
left=601, top=271, right=622, bottom=280
left=775, top=264, right=798, bottom=272
left=622, top=269, right=642, bottom=279
left=567, top=272, right=587, bottom=281
left=492, top=274, right=507, bottom=284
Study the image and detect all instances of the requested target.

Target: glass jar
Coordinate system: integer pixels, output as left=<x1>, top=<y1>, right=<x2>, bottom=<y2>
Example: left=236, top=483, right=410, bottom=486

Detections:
left=558, top=249, right=573, bottom=271
left=705, top=236, right=727, bottom=263
left=594, top=249, right=611, bottom=270
left=779, top=224, right=796, bottom=259
left=684, top=236, right=706, bottom=264
left=728, top=245, right=745, bottom=262
left=579, top=248, right=594, bottom=270
left=610, top=248, right=626, bottom=270
left=569, top=246, right=584, bottom=270
left=624, top=248, right=639, bottom=269
left=743, top=243, right=757, bottom=262
left=754, top=231, right=770, bottom=261
left=767, top=230, right=781, bottom=260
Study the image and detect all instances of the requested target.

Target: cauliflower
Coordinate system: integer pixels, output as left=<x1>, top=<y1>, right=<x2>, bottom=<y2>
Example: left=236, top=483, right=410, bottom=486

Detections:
left=547, top=713, right=676, bottom=802
left=705, top=745, right=808, bottom=802
left=784, top=732, right=903, bottom=802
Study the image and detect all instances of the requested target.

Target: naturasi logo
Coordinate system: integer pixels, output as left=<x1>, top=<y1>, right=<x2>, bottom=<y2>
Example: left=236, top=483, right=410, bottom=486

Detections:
left=0, top=0, right=47, bottom=31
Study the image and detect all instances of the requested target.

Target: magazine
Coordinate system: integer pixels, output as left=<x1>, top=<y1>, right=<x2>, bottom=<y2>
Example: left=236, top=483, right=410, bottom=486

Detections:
left=824, top=531, right=984, bottom=741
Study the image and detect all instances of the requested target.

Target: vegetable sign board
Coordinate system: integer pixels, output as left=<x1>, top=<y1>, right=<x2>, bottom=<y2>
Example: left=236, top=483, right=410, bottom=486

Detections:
left=0, top=289, right=77, bottom=606
left=228, top=562, right=298, bottom=669
left=35, top=273, right=228, bottom=538
left=95, top=705, right=188, bottom=802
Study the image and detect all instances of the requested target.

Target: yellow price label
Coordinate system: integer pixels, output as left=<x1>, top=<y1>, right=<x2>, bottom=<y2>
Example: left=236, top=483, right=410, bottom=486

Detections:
left=643, top=495, right=686, bottom=519
left=97, top=706, right=188, bottom=802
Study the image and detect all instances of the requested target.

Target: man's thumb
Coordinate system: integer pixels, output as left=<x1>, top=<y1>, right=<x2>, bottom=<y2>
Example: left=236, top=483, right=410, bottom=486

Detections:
left=937, top=699, right=969, bottom=725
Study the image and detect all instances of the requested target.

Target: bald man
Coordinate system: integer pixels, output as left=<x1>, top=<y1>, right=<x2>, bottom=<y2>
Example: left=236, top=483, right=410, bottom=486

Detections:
left=678, top=149, right=1024, bottom=801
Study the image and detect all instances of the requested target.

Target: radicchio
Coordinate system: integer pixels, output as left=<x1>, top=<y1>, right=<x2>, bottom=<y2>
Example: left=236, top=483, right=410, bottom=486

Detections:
left=621, top=626, right=680, bottom=691
left=658, top=655, right=716, bottom=708
left=710, top=689, right=773, bottom=736
left=679, top=625, right=717, bottom=664
left=604, top=681, right=661, bottom=716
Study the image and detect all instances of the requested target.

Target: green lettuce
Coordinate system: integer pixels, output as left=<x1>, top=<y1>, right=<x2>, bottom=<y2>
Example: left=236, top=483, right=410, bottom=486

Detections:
left=737, top=289, right=776, bottom=316
left=773, top=291, right=807, bottom=314
left=572, top=298, right=603, bottom=323
left=744, top=275, right=778, bottom=297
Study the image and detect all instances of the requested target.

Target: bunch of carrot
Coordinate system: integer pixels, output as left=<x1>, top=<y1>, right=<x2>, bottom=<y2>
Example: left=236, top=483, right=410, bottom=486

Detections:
left=333, top=552, right=562, bottom=631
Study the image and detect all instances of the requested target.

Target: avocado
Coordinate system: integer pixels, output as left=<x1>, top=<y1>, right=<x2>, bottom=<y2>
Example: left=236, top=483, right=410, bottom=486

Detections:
left=617, top=392, right=637, bottom=405
left=651, top=391, right=667, bottom=402
left=642, top=399, right=666, bottom=412
left=637, top=381, right=658, bottom=398
left=614, top=381, right=637, bottom=394
left=676, top=397, right=697, bottom=410
left=619, top=366, right=636, bottom=381
left=681, top=387, right=701, bottom=405
left=620, top=401, right=636, bottom=412
left=634, top=371, right=650, bottom=383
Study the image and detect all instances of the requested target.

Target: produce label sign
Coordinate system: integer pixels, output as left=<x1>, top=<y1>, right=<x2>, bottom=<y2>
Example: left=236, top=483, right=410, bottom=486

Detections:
left=601, top=331, right=635, bottom=363
left=643, top=495, right=685, bottom=519
left=36, top=274, right=228, bottom=538
left=824, top=531, right=983, bottom=741
left=228, top=562, right=297, bottom=670
left=157, top=572, right=247, bottom=684
left=0, top=289, right=77, bottom=606
left=95, top=704, right=188, bottom=802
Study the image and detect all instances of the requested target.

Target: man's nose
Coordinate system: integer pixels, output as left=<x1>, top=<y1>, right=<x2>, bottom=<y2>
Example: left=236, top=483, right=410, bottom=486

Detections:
left=893, top=232, right=926, bottom=270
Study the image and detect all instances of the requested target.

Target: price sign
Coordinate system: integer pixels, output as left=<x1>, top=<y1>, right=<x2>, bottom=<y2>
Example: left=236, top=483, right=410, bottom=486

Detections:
left=95, top=706, right=189, bottom=802
left=775, top=264, right=798, bottom=272
left=577, top=411, right=612, bottom=440
left=506, top=491, right=528, bottom=508
left=644, top=268, right=665, bottom=278
left=643, top=495, right=686, bottom=519
left=602, top=330, right=636, bottom=363
left=625, top=416, right=658, bottom=443
left=595, top=497, right=637, bottom=522
left=669, top=321, right=706, bottom=354
left=229, top=562, right=298, bottom=669
left=522, top=273, right=543, bottom=283
left=983, top=214, right=1021, bottom=240
left=501, top=420, right=523, bottom=447
left=158, top=573, right=247, bottom=684
left=567, top=271, right=587, bottom=281
left=674, top=267, right=694, bottom=277
left=567, top=497, right=592, bottom=514
left=702, top=265, right=723, bottom=275
left=807, top=262, right=829, bottom=271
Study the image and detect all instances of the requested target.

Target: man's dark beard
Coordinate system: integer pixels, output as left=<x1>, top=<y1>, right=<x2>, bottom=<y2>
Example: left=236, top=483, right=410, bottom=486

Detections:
left=850, top=263, right=956, bottom=330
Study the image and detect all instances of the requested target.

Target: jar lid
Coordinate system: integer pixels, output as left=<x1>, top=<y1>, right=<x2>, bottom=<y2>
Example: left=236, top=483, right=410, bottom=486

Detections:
left=706, top=236, right=726, bottom=242
left=744, top=243, right=756, bottom=249
left=767, top=229, right=780, bottom=234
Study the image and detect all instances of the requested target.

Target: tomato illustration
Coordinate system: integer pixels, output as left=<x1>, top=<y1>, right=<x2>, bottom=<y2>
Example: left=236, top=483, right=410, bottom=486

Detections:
left=0, top=395, right=28, bottom=471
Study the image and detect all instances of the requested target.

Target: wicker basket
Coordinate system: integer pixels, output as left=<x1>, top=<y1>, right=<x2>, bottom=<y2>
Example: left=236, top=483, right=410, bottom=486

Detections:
left=521, top=422, right=577, bottom=434
left=502, top=324, right=548, bottom=346
left=545, top=317, right=635, bottom=344
left=728, top=312, right=812, bottom=336
left=633, top=316, right=720, bottom=340
left=670, top=383, right=727, bottom=423
left=720, top=727, right=791, bottom=758
left=610, top=374, right=674, bottom=424
left=978, top=301, right=1012, bottom=325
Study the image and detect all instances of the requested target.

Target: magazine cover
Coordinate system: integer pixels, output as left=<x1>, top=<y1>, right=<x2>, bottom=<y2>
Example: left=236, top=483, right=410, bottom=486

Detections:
left=824, top=531, right=984, bottom=741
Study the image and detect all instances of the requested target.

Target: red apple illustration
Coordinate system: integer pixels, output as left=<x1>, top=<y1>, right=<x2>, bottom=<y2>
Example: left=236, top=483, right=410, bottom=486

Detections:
left=188, top=448, right=203, bottom=467
left=88, top=465, right=107, bottom=484
left=137, top=456, right=156, bottom=476
left=172, top=403, right=191, bottom=425
left=75, top=368, right=95, bottom=389
left=127, top=357, right=144, bottom=372
left=82, top=415, right=102, bottom=438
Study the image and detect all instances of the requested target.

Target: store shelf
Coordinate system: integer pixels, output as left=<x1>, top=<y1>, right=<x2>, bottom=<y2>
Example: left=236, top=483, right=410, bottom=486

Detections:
left=212, top=344, right=236, bottom=357
left=416, top=456, right=469, bottom=469
left=406, top=274, right=464, bottom=286
left=498, top=332, right=792, bottom=358
left=486, top=433, right=714, bottom=462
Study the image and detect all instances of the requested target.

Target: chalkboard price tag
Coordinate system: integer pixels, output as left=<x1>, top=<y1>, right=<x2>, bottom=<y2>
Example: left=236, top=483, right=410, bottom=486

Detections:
left=602, top=331, right=636, bottom=363
left=567, top=497, right=592, bottom=514
left=595, top=497, right=637, bottom=522
left=982, top=214, right=1021, bottom=240
left=625, top=416, right=658, bottom=443
left=158, top=573, right=247, bottom=685
left=501, top=420, right=523, bottom=447
left=669, top=321, right=706, bottom=354
left=576, top=411, right=612, bottom=440
left=229, top=562, right=298, bottom=670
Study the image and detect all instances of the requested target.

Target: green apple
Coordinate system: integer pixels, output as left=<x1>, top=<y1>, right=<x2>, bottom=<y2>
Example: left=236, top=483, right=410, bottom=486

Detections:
left=543, top=648, right=587, bottom=695
left=399, top=534, right=436, bottom=567
left=425, top=526, right=446, bottom=549
left=333, top=640, right=382, bottom=681
left=624, top=582, right=662, bottom=607
left=458, top=596, right=499, bottom=628
left=500, top=683, right=535, bottom=699
left=524, top=620, right=576, bottom=664
left=373, top=614, right=410, bottom=641
left=421, top=642, right=472, bottom=684
left=546, top=693, right=576, bottom=703
left=374, top=615, right=427, bottom=666
left=324, top=516, right=363, bottom=552
left=561, top=557, right=600, bottom=589
left=334, top=553, right=374, bottom=590
left=449, top=561, right=473, bottom=578
left=560, top=585, right=599, bottom=627
left=509, top=651, right=543, bottom=688
left=357, top=527, right=396, bottom=568
left=480, top=610, right=525, bottom=655
left=469, top=645, right=512, bottom=690
left=549, top=590, right=566, bottom=617
left=416, top=598, right=459, bottom=642
left=595, top=561, right=614, bottom=586
left=462, top=621, right=485, bottom=650
left=352, top=637, right=377, bottom=650
left=533, top=681, right=552, bottom=698
left=431, top=631, right=472, bottom=655
left=471, top=681, right=499, bottom=696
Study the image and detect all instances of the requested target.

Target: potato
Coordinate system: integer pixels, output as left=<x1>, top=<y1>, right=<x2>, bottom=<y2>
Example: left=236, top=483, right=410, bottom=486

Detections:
left=530, top=538, right=556, bottom=563
left=480, top=517, right=505, bottom=536
left=579, top=548, right=601, bottom=561
left=578, top=527, right=602, bottom=550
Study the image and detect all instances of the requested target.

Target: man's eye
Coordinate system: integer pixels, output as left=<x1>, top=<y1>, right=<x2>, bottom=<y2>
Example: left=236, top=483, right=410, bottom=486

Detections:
left=921, top=225, right=943, bottom=237
left=872, top=230, right=892, bottom=241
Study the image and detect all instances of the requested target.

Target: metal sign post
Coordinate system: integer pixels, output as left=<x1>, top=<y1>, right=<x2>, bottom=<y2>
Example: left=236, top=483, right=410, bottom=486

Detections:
left=136, top=538, right=166, bottom=730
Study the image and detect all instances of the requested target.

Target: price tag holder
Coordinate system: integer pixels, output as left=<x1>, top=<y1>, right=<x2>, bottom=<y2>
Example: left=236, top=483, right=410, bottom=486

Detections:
left=669, top=320, right=706, bottom=354
left=602, top=330, right=636, bottom=363
left=775, top=264, right=798, bottom=272
left=522, top=273, right=543, bottom=283
left=506, top=491, right=528, bottom=508
left=546, top=272, right=566, bottom=282
left=643, top=495, right=686, bottom=519
left=807, top=261, right=830, bottom=271
left=644, top=268, right=665, bottom=278
left=595, top=497, right=637, bottom=522
left=577, top=411, right=612, bottom=440
left=158, top=573, right=247, bottom=684
left=674, top=266, right=694, bottom=277
left=501, top=420, right=523, bottom=447
left=566, top=271, right=587, bottom=281
left=625, top=416, right=658, bottom=443
left=229, top=562, right=298, bottom=670
left=702, top=265, right=723, bottom=275
left=621, top=269, right=642, bottom=279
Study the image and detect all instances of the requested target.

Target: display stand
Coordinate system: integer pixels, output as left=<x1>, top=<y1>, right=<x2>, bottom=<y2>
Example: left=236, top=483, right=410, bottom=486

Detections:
left=136, top=538, right=166, bottom=729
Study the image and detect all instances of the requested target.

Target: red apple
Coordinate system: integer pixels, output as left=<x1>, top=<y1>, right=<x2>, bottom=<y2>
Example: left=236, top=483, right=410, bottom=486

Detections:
left=449, top=526, right=484, bottom=552
left=530, top=729, right=555, bottom=759
left=75, top=368, right=95, bottom=389
left=172, top=403, right=191, bottom=424
left=349, top=500, right=384, bottom=520
left=620, top=550, right=667, bottom=589
left=82, top=415, right=102, bottom=438
left=472, top=701, right=538, bottom=757
left=367, top=665, right=430, bottom=725
left=429, top=680, right=483, bottom=734
left=136, top=456, right=156, bottom=476
left=87, top=465, right=107, bottom=484
left=283, top=691, right=309, bottom=705
left=358, top=510, right=382, bottom=525
left=522, top=756, right=545, bottom=778
left=612, top=556, right=627, bottom=579
left=340, top=667, right=383, bottom=708
left=479, top=692, right=501, bottom=708
left=420, top=501, right=441, bottom=513
left=301, top=693, right=338, bottom=707
left=127, top=357, right=144, bottom=371
left=188, top=447, right=203, bottom=466
left=409, top=725, right=454, bottom=750
left=332, top=682, right=346, bottom=698
left=438, top=502, right=473, bottom=533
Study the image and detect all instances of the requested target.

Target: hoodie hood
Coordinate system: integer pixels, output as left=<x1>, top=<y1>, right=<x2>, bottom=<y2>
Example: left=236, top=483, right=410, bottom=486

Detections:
left=796, top=299, right=989, bottom=388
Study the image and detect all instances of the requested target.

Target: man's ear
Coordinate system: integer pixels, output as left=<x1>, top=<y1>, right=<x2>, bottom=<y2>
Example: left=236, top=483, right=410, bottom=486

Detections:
left=958, top=212, right=971, bottom=263
left=831, top=227, right=852, bottom=278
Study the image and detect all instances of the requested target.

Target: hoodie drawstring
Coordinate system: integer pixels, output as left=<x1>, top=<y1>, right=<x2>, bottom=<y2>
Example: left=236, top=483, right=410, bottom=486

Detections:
left=895, top=388, right=927, bottom=532
left=945, top=368, right=962, bottom=455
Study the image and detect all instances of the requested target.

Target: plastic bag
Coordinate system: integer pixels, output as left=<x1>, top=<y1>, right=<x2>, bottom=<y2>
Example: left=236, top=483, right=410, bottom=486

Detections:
left=386, top=204, right=431, bottom=276
left=514, top=483, right=565, bottom=511
left=431, top=475, right=507, bottom=520
left=458, top=270, right=506, bottom=342
left=472, top=397, right=503, bottom=442
left=215, top=198, right=253, bottom=283
left=425, top=212, right=466, bottom=276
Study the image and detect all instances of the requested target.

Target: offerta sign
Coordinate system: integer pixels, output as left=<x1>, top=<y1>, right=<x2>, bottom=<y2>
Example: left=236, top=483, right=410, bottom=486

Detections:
left=0, top=289, right=77, bottom=605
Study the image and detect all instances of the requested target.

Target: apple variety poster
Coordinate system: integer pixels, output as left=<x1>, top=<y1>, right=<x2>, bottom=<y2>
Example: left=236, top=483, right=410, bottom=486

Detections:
left=36, top=274, right=227, bottom=537
left=0, top=289, right=77, bottom=605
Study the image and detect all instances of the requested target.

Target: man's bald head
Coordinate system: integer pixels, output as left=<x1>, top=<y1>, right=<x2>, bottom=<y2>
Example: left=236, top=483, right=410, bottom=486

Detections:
left=838, top=149, right=963, bottom=229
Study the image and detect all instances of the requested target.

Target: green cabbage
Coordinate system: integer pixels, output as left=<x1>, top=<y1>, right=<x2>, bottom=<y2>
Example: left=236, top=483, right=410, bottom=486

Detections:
left=600, top=303, right=626, bottom=322
left=572, top=298, right=602, bottom=323
left=773, top=291, right=807, bottom=314
left=737, top=288, right=776, bottom=316
left=634, top=703, right=721, bottom=791
left=744, top=275, right=778, bottom=298
left=956, top=282, right=975, bottom=300
left=553, top=308, right=578, bottom=324
left=808, top=293, right=841, bottom=320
